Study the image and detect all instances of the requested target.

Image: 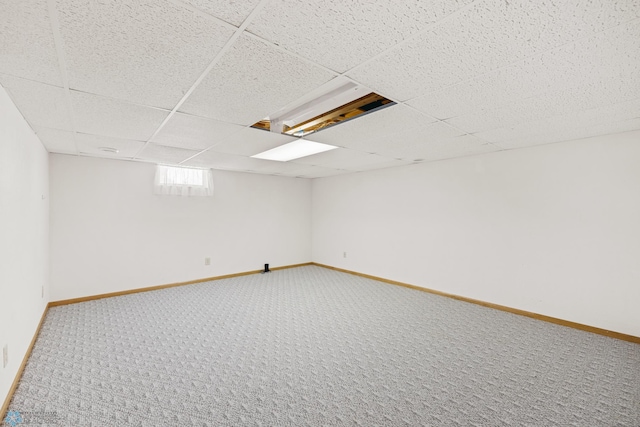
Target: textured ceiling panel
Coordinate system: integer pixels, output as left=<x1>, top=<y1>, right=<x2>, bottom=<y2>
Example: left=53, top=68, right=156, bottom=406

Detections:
left=425, top=0, right=640, bottom=72
left=136, top=143, right=201, bottom=164
left=184, top=150, right=349, bottom=178
left=75, top=133, right=145, bottom=159
left=489, top=117, right=640, bottom=150
left=325, top=120, right=462, bottom=155
left=0, top=0, right=62, bottom=86
left=2, top=1, right=639, bottom=175
left=408, top=17, right=640, bottom=121
left=286, top=165, right=352, bottom=179
left=543, top=18, right=640, bottom=83
left=541, top=0, right=640, bottom=45
left=56, top=0, right=234, bottom=109
left=406, top=59, right=559, bottom=120
left=347, top=33, right=482, bottom=102
left=179, top=34, right=336, bottom=125
left=359, top=122, right=487, bottom=161
left=290, top=147, right=409, bottom=172
left=247, top=160, right=328, bottom=176
left=478, top=100, right=640, bottom=148
left=290, top=147, right=375, bottom=166
left=372, top=134, right=499, bottom=162
left=309, top=104, right=437, bottom=149
left=208, top=127, right=297, bottom=156
left=33, top=127, right=76, bottom=153
left=447, top=82, right=640, bottom=135
left=350, top=158, right=412, bottom=172
left=247, top=0, right=474, bottom=73
left=70, top=91, right=170, bottom=141
left=183, top=150, right=273, bottom=171
left=152, top=113, right=245, bottom=151
left=181, top=0, right=260, bottom=27
left=347, top=0, right=639, bottom=102
left=0, top=75, right=73, bottom=130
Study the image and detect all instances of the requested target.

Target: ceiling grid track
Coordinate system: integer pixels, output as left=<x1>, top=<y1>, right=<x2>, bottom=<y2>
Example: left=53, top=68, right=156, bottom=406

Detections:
left=46, top=0, right=80, bottom=155
left=132, top=0, right=274, bottom=160
left=4, top=0, right=638, bottom=176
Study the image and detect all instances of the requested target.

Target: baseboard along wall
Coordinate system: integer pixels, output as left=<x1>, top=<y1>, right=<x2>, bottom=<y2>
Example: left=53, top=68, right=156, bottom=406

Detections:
left=3, top=261, right=638, bottom=420
left=311, top=263, right=640, bottom=345
left=1, top=306, right=48, bottom=422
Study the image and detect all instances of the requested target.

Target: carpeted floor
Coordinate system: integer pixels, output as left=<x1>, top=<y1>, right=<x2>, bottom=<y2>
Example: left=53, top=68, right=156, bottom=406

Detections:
left=4, top=266, right=640, bottom=426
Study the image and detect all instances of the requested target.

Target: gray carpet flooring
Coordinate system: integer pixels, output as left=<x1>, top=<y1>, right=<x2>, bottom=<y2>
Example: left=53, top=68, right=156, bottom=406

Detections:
left=4, top=266, right=640, bottom=426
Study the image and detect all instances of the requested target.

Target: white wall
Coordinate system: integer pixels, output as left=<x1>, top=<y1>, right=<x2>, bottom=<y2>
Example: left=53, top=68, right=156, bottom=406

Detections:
left=312, top=130, right=640, bottom=337
left=0, top=87, right=49, bottom=406
left=50, top=154, right=311, bottom=301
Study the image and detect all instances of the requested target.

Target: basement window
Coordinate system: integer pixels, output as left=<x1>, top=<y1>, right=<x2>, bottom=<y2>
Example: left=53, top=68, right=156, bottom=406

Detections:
left=251, top=81, right=395, bottom=138
left=154, top=165, right=213, bottom=197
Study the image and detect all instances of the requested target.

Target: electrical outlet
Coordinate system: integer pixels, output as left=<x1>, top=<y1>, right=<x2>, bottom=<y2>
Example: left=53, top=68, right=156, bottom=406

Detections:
left=204, top=257, right=211, bottom=266
left=343, top=252, right=347, bottom=258
left=3, top=344, right=8, bottom=368
left=41, top=285, right=44, bottom=298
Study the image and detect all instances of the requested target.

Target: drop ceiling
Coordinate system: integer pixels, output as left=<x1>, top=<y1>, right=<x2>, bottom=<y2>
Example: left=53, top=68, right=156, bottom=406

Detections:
left=1, top=0, right=639, bottom=178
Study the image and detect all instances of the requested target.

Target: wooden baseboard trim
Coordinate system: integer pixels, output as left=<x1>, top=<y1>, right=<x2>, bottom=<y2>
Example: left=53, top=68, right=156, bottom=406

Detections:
left=2, top=262, right=313, bottom=419
left=49, top=262, right=313, bottom=307
left=312, top=263, right=640, bottom=344
left=1, top=305, right=49, bottom=421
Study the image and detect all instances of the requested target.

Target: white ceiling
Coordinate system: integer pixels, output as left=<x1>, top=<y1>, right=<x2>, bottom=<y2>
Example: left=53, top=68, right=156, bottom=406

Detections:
left=1, top=0, right=639, bottom=178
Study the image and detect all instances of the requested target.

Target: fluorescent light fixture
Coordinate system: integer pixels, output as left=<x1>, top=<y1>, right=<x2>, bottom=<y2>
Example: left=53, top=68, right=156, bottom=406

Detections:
left=251, top=140, right=338, bottom=162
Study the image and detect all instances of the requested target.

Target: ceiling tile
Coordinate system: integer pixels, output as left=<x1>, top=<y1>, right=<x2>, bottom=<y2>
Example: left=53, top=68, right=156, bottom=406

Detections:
left=136, top=143, right=201, bottom=164
left=347, top=0, right=640, bottom=102
left=179, top=34, right=336, bottom=125
left=447, top=81, right=640, bottom=135
left=357, top=121, right=490, bottom=161
left=246, top=0, right=474, bottom=73
left=33, top=127, right=76, bottom=153
left=287, top=165, right=352, bottom=179
left=290, top=147, right=371, bottom=166
left=389, top=134, right=499, bottom=162
left=542, top=0, right=640, bottom=45
left=0, top=75, right=73, bottom=130
left=326, top=120, right=463, bottom=156
left=0, top=0, right=62, bottom=85
left=181, top=0, right=260, bottom=27
left=407, top=135, right=501, bottom=161
left=542, top=18, right=640, bottom=83
left=151, top=112, right=245, bottom=151
left=249, top=160, right=326, bottom=176
left=406, top=58, right=563, bottom=120
left=308, top=104, right=437, bottom=150
left=407, top=17, right=640, bottom=121
left=478, top=100, right=640, bottom=148
left=3, top=1, right=639, bottom=175
left=75, top=133, right=145, bottom=159
left=70, top=91, right=170, bottom=141
left=490, top=117, right=640, bottom=150
left=56, top=0, right=234, bottom=109
left=347, top=32, right=483, bottom=102
left=183, top=150, right=272, bottom=171
left=290, top=147, right=410, bottom=172
left=209, top=127, right=297, bottom=156
left=182, top=149, right=349, bottom=177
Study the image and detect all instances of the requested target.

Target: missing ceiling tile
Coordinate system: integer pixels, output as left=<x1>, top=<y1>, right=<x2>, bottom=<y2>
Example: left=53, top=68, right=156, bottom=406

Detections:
left=252, top=91, right=395, bottom=137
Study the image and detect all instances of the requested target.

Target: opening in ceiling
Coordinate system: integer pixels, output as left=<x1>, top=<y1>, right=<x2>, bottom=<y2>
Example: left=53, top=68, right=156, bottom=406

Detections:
left=251, top=81, right=395, bottom=138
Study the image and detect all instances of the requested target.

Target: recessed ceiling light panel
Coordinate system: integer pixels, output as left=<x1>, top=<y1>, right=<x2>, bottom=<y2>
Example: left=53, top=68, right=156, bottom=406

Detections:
left=251, top=140, right=338, bottom=162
